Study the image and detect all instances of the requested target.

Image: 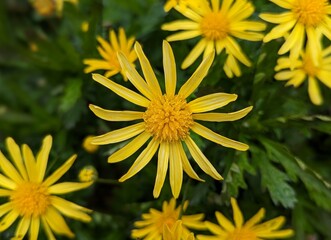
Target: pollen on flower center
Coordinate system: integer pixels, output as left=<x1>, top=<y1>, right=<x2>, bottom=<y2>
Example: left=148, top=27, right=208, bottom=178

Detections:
left=302, top=55, right=319, bottom=76
left=10, top=182, right=50, bottom=217
left=292, top=0, right=327, bottom=26
left=200, top=12, right=230, bottom=41
left=143, top=94, right=193, bottom=142
left=228, top=228, right=256, bottom=240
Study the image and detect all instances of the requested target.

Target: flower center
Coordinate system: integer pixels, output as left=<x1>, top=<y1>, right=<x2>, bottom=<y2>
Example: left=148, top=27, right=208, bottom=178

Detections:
left=292, top=0, right=327, bottom=26
left=32, top=0, right=56, bottom=16
left=10, top=182, right=50, bottom=217
left=302, top=55, right=319, bottom=76
left=143, top=94, right=193, bottom=142
left=228, top=228, right=257, bottom=240
left=200, top=12, right=230, bottom=41
left=158, top=215, right=177, bottom=234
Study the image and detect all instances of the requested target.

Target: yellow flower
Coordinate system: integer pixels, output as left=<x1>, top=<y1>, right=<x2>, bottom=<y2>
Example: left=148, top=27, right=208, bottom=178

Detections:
left=89, top=40, right=252, bottom=198
left=78, top=166, right=98, bottom=182
left=30, top=0, right=78, bottom=16
left=163, top=220, right=195, bottom=240
left=162, top=0, right=266, bottom=78
left=132, top=198, right=204, bottom=240
left=82, top=135, right=99, bottom=153
left=197, top=198, right=294, bottom=240
left=274, top=41, right=331, bottom=105
left=260, top=0, right=331, bottom=64
left=0, top=136, right=92, bottom=239
left=83, top=28, right=137, bottom=80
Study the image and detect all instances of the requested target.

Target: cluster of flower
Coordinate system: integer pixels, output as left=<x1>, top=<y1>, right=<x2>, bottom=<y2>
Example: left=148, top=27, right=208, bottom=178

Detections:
left=2, top=0, right=330, bottom=239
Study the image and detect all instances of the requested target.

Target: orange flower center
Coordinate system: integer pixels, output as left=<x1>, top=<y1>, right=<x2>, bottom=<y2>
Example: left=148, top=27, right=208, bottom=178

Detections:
left=292, top=0, right=327, bottom=26
left=200, top=12, right=230, bottom=41
left=10, top=182, right=50, bottom=217
left=143, top=95, right=193, bottom=142
left=302, top=55, right=319, bottom=77
left=228, top=228, right=257, bottom=240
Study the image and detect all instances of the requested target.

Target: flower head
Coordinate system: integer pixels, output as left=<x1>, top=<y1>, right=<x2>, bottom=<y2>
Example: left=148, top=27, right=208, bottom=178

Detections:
left=83, top=28, right=137, bottom=80
left=132, top=198, right=203, bottom=240
left=260, top=0, right=331, bottom=64
left=89, top=40, right=252, bottom=198
left=0, top=136, right=92, bottom=239
left=197, top=198, right=294, bottom=240
left=78, top=166, right=98, bottom=182
left=162, top=0, right=266, bottom=78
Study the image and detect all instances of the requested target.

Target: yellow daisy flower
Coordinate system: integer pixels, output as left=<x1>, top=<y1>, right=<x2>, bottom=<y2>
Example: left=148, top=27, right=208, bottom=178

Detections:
left=163, top=220, right=195, bottom=240
left=274, top=41, right=331, bottom=105
left=30, top=0, right=78, bottom=16
left=89, top=40, right=252, bottom=198
left=260, top=0, right=331, bottom=64
left=162, top=0, right=266, bottom=78
left=0, top=136, right=92, bottom=239
left=197, top=198, right=294, bottom=240
left=83, top=28, right=137, bottom=81
left=132, top=198, right=204, bottom=240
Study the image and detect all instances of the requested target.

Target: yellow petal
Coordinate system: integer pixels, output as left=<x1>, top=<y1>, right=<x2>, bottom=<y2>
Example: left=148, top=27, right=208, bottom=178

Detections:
left=22, top=145, right=37, bottom=182
left=134, top=42, right=162, bottom=97
left=169, top=142, right=183, bottom=199
left=191, top=122, right=249, bottom=151
left=188, top=93, right=237, bottom=113
left=178, top=142, right=204, bottom=182
left=5, top=138, right=28, bottom=180
left=91, top=122, right=146, bottom=145
left=263, top=20, right=296, bottom=42
left=92, top=73, right=150, bottom=107
left=278, top=23, right=304, bottom=55
left=41, top=217, right=56, bottom=240
left=225, top=37, right=251, bottom=66
left=51, top=196, right=92, bottom=222
left=257, top=229, right=295, bottom=238
left=0, top=151, right=23, bottom=183
left=193, top=106, right=253, bottom=122
left=253, top=216, right=285, bottom=232
left=44, top=155, right=76, bottom=187
left=110, top=30, right=120, bottom=50
left=0, top=189, right=12, bottom=196
left=29, top=217, right=40, bottom=240
left=0, top=210, right=19, bottom=231
left=317, top=70, right=331, bottom=88
left=36, top=135, right=52, bottom=182
left=270, top=0, right=293, bottom=9
left=14, top=217, right=30, bottom=240
left=161, top=20, right=199, bottom=31
left=184, top=136, right=223, bottom=180
left=181, top=39, right=207, bottom=69
left=259, top=12, right=293, bottom=24
left=165, top=30, right=201, bottom=42
left=153, top=142, right=170, bottom=198
left=108, top=132, right=151, bottom=163
left=0, top=202, right=13, bottom=217
left=179, top=51, right=214, bottom=98
left=119, top=139, right=159, bottom=182
left=0, top=174, right=17, bottom=190
left=117, top=51, right=154, bottom=99
left=44, top=207, right=74, bottom=238
left=163, top=41, right=177, bottom=96
left=89, top=104, right=143, bottom=121
left=215, top=211, right=235, bottom=232
left=244, top=208, right=265, bottom=228
left=308, top=77, right=323, bottom=105
left=48, top=182, right=93, bottom=195
left=231, top=198, right=244, bottom=228
left=204, top=221, right=227, bottom=235
left=306, top=27, right=321, bottom=65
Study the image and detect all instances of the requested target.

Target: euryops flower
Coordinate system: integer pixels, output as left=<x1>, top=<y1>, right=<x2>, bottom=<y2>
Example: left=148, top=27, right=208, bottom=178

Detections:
left=197, top=198, right=294, bottom=240
left=260, top=0, right=331, bottom=64
left=30, top=0, right=78, bottom=16
left=89, top=40, right=252, bottom=198
left=84, top=28, right=137, bottom=80
left=274, top=41, right=331, bottom=105
left=162, top=0, right=266, bottom=78
left=163, top=220, right=195, bottom=240
left=132, top=198, right=203, bottom=240
left=0, top=136, right=92, bottom=239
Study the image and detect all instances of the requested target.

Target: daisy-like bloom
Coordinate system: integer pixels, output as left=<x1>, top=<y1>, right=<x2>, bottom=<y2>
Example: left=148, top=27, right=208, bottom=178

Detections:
left=30, top=0, right=78, bottom=16
left=197, top=198, right=294, bottom=240
left=78, top=166, right=98, bottom=182
left=0, top=136, right=92, bottom=239
left=89, top=40, right=252, bottom=198
left=274, top=41, right=331, bottom=105
left=132, top=198, right=203, bottom=240
left=260, top=0, right=331, bottom=64
left=83, top=28, right=137, bottom=80
left=163, top=220, right=195, bottom=240
left=161, top=0, right=266, bottom=78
